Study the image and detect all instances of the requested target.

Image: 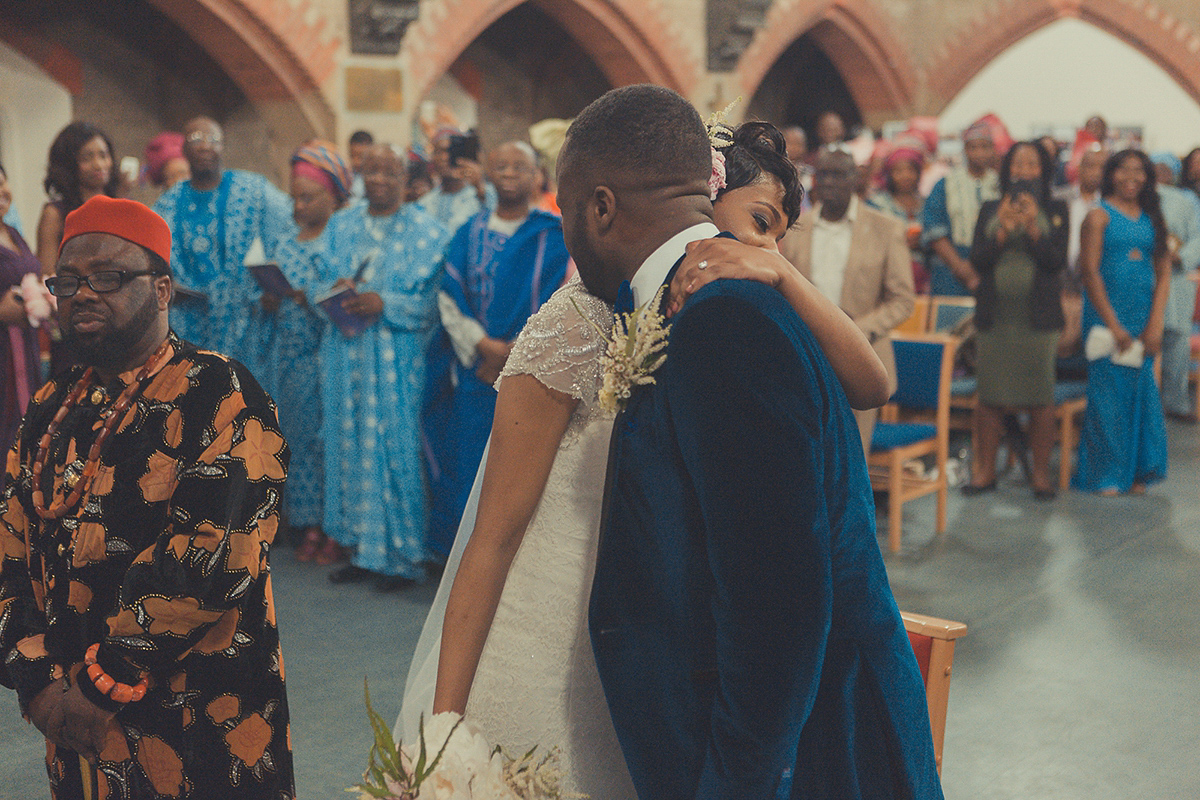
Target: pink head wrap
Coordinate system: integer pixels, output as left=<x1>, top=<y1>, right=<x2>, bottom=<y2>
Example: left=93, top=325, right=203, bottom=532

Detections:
left=144, top=132, right=185, bottom=187
left=291, top=140, right=353, bottom=204
left=965, top=114, right=1014, bottom=155
left=432, top=127, right=463, bottom=145
left=884, top=133, right=927, bottom=171
left=292, top=161, right=338, bottom=199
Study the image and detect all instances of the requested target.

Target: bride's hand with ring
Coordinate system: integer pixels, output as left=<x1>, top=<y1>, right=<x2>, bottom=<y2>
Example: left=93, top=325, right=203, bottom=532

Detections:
left=668, top=238, right=788, bottom=317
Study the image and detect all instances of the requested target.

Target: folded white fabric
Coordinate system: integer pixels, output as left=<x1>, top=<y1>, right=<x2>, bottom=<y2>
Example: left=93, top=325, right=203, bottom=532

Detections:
left=1085, top=325, right=1145, bottom=368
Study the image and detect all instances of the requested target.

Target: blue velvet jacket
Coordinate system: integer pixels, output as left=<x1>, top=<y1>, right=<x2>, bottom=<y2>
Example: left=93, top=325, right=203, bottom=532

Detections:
left=590, top=277, right=944, bottom=799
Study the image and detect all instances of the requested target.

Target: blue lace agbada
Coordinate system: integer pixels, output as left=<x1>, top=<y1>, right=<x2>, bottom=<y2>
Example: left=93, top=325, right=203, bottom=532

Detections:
left=318, top=204, right=449, bottom=578
left=154, top=169, right=294, bottom=375
left=423, top=209, right=569, bottom=559
left=259, top=233, right=328, bottom=528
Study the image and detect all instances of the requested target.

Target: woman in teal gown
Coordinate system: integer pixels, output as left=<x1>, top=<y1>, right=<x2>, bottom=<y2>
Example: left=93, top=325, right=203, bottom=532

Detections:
left=1074, top=150, right=1170, bottom=494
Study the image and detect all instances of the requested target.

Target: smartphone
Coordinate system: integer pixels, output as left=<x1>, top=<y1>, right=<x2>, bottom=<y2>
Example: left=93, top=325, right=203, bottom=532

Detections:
left=1007, top=179, right=1040, bottom=201
left=120, top=156, right=141, bottom=184
left=447, top=131, right=480, bottom=167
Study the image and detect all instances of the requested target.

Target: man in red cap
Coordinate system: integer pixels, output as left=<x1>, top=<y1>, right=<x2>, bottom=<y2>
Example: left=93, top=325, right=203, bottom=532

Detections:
left=0, top=195, right=294, bottom=799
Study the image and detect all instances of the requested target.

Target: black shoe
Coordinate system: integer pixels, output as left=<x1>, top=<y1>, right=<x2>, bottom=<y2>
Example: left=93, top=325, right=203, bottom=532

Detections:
left=373, top=574, right=416, bottom=593
left=962, top=481, right=997, bottom=496
left=328, top=564, right=373, bottom=584
left=1032, top=487, right=1058, bottom=501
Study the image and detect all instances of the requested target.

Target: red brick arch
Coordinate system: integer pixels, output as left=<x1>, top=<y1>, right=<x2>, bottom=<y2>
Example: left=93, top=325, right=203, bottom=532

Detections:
left=737, top=0, right=917, bottom=119
left=0, top=16, right=82, bottom=94
left=926, top=0, right=1200, bottom=110
left=403, top=0, right=702, bottom=108
left=143, top=0, right=339, bottom=137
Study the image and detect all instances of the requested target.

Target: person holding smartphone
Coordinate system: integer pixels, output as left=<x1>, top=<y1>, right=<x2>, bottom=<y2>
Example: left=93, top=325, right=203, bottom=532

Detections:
left=964, top=140, right=1069, bottom=499
left=421, top=128, right=497, bottom=235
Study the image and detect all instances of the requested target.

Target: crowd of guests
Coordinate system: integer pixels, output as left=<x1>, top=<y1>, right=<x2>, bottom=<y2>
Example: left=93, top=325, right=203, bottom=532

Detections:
left=0, top=113, right=575, bottom=594
left=3, top=106, right=1199, bottom=598
left=783, top=110, right=1196, bottom=498
left=0, top=85, right=945, bottom=800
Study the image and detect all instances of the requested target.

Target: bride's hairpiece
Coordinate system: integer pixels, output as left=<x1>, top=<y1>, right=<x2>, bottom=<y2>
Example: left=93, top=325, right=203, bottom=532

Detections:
left=705, top=100, right=739, bottom=200
left=705, top=100, right=737, bottom=150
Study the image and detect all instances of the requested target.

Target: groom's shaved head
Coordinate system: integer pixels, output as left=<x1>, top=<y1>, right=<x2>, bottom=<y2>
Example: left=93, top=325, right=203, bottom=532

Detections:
left=558, top=85, right=711, bottom=191
left=557, top=85, right=715, bottom=303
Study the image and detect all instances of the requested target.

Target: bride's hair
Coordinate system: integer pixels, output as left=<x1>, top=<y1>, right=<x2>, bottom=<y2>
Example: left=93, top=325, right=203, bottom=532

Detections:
left=716, top=122, right=805, bottom=228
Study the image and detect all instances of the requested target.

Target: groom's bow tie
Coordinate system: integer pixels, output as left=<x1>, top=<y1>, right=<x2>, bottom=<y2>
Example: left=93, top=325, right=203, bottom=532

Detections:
left=614, top=280, right=635, bottom=315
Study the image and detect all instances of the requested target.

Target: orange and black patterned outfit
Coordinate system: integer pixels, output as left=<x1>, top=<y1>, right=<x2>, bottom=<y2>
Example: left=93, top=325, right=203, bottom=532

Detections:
left=0, top=334, right=294, bottom=799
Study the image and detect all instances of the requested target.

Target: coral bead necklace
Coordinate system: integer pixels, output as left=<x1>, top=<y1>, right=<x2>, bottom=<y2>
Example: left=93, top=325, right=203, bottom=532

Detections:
left=31, top=338, right=173, bottom=520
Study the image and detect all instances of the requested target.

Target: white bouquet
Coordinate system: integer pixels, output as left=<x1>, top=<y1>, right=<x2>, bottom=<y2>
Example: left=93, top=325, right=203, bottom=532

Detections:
left=355, top=683, right=578, bottom=800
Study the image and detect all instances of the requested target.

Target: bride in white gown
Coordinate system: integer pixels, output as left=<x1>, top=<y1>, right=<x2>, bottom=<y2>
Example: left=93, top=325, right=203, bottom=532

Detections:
left=397, top=122, right=892, bottom=797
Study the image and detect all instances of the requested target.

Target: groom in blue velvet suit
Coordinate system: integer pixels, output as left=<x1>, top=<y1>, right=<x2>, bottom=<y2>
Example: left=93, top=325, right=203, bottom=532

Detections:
left=558, top=86, right=944, bottom=799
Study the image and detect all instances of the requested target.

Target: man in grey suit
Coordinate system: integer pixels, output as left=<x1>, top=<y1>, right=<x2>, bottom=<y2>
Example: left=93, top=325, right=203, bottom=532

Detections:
left=781, top=147, right=915, bottom=454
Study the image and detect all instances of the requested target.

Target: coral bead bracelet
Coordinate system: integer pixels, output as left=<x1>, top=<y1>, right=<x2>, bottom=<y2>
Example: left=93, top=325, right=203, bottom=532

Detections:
left=84, top=643, right=148, bottom=703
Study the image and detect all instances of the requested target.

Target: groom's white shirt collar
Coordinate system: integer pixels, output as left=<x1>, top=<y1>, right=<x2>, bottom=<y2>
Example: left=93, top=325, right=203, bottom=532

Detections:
left=628, top=221, right=720, bottom=307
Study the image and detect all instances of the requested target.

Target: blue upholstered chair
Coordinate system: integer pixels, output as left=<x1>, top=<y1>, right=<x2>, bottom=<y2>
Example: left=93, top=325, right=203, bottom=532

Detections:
left=868, top=333, right=958, bottom=553
left=929, top=295, right=975, bottom=333
left=931, top=296, right=977, bottom=436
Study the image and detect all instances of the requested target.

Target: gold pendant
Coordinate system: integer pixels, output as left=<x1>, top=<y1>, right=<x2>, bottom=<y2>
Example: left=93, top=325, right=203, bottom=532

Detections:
left=63, top=459, right=84, bottom=489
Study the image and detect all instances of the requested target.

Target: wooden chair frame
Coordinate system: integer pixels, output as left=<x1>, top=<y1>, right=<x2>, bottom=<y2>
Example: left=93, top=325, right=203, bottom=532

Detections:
left=966, top=391, right=1087, bottom=492
left=868, top=333, right=958, bottom=553
left=1055, top=395, right=1087, bottom=490
left=894, top=295, right=931, bottom=335
left=1186, top=332, right=1200, bottom=420
left=901, top=610, right=968, bottom=775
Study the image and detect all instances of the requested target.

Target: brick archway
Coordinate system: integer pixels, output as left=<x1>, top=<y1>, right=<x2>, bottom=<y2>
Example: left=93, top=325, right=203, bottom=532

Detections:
left=402, top=0, right=702, bottom=109
left=737, top=0, right=917, bottom=121
left=143, top=0, right=338, bottom=138
left=927, top=0, right=1200, bottom=111
left=0, top=16, right=82, bottom=95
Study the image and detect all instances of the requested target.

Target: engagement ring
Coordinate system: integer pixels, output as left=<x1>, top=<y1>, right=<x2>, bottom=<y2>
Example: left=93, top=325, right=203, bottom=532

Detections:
left=698, top=260, right=708, bottom=270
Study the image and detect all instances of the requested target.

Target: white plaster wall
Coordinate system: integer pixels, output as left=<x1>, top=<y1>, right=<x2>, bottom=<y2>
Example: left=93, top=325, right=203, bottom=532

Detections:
left=0, top=42, right=73, bottom=236
left=939, top=19, right=1200, bottom=153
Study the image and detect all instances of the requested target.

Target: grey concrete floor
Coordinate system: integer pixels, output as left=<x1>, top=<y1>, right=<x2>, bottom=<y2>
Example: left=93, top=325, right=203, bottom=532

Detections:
left=3, top=422, right=1200, bottom=798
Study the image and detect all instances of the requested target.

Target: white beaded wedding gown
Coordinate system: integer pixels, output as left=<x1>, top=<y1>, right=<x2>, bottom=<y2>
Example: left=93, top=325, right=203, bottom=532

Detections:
left=398, top=276, right=638, bottom=798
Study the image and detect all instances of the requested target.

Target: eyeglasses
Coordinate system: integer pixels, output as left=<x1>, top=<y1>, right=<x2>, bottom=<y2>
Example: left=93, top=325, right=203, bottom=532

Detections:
left=45, top=270, right=162, bottom=298
left=185, top=131, right=222, bottom=145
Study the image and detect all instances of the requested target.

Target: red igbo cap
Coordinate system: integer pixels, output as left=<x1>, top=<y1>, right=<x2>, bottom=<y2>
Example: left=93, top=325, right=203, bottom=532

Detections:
left=61, top=196, right=172, bottom=267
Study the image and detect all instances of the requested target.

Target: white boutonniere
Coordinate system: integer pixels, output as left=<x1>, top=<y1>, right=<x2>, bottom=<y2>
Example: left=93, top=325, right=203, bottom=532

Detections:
left=573, top=285, right=670, bottom=413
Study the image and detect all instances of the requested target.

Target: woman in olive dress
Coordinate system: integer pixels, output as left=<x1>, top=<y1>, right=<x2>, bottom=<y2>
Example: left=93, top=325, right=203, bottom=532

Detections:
left=964, top=140, right=1069, bottom=499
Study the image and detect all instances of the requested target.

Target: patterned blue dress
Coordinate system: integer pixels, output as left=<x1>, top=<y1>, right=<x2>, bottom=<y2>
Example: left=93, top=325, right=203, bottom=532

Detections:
left=318, top=204, right=449, bottom=578
left=154, top=170, right=293, bottom=376
left=1074, top=200, right=1168, bottom=492
left=261, top=233, right=328, bottom=529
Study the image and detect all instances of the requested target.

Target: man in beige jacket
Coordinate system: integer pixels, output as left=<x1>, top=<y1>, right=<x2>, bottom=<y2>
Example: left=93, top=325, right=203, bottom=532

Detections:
left=781, top=147, right=915, bottom=455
